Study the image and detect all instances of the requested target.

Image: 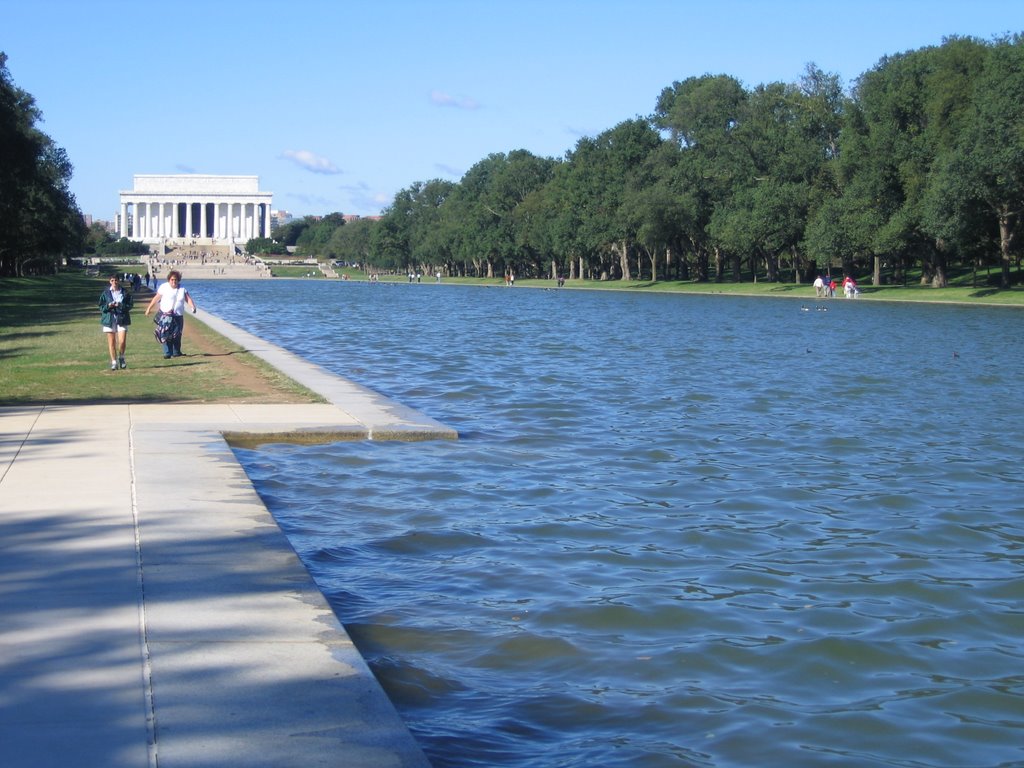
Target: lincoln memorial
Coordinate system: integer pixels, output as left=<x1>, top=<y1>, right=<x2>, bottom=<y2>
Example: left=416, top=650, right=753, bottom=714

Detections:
left=119, top=174, right=272, bottom=244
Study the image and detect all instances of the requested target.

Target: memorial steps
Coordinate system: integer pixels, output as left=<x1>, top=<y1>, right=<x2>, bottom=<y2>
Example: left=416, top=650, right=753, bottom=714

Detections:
left=147, top=245, right=273, bottom=280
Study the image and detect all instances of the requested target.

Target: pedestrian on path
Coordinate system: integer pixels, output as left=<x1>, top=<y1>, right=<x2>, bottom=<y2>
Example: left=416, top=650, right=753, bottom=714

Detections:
left=144, top=270, right=197, bottom=359
left=99, top=274, right=133, bottom=370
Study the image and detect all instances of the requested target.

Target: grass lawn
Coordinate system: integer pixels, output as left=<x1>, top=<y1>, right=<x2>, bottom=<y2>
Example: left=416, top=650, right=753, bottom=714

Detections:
left=0, top=271, right=324, bottom=405
left=268, top=265, right=326, bottom=278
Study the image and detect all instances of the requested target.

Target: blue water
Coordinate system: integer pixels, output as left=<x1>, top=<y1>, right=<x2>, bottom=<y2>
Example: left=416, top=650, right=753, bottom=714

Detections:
left=194, top=280, right=1024, bottom=767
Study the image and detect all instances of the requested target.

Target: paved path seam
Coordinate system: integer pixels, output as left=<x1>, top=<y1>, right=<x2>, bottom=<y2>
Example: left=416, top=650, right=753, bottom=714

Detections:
left=127, top=409, right=159, bottom=768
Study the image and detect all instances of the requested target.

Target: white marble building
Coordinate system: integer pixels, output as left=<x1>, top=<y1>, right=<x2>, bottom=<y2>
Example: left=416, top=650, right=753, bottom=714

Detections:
left=119, top=174, right=272, bottom=244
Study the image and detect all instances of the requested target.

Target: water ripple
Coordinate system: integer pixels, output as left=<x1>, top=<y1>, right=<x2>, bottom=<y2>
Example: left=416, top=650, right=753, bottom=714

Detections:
left=206, top=281, right=1024, bottom=768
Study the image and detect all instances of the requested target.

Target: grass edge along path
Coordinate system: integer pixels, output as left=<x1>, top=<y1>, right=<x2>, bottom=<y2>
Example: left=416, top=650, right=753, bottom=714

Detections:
left=0, top=272, right=325, bottom=406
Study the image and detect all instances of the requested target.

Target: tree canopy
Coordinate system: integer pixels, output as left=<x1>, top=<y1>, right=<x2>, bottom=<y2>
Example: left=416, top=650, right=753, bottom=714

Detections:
left=344, top=35, right=1024, bottom=287
left=0, top=52, right=85, bottom=276
left=6, top=35, right=1024, bottom=288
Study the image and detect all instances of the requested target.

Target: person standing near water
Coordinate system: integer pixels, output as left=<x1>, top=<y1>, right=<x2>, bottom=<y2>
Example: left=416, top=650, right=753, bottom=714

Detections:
left=144, top=270, right=197, bottom=358
left=99, top=274, right=134, bottom=370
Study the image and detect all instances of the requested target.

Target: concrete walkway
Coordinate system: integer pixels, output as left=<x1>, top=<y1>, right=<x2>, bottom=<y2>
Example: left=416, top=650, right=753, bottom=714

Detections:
left=0, top=310, right=456, bottom=767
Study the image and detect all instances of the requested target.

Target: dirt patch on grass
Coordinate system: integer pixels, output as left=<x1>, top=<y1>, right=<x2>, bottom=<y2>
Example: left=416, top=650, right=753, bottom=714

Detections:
left=181, top=316, right=324, bottom=404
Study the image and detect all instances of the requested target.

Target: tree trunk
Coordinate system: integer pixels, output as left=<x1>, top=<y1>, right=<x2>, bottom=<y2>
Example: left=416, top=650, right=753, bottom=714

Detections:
left=619, top=240, right=631, bottom=281
left=694, top=247, right=709, bottom=282
left=931, top=239, right=949, bottom=288
left=675, top=244, right=690, bottom=280
left=765, top=250, right=779, bottom=282
left=872, top=254, right=881, bottom=286
left=999, top=205, right=1015, bottom=289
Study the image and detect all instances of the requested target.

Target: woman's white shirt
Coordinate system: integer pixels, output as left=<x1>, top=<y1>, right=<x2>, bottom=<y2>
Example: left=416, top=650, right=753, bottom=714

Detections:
left=157, top=284, right=188, bottom=314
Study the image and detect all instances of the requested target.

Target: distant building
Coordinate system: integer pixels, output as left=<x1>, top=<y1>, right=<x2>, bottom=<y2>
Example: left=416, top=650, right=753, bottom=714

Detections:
left=84, top=213, right=118, bottom=234
left=270, top=209, right=293, bottom=232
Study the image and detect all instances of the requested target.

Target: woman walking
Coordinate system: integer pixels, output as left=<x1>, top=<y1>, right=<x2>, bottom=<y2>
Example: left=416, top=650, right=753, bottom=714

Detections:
left=144, top=270, right=197, bottom=358
left=99, top=274, right=134, bottom=370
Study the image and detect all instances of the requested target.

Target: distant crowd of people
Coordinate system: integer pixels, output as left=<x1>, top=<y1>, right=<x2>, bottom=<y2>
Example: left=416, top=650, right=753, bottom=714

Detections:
left=147, top=251, right=270, bottom=279
left=813, top=274, right=859, bottom=298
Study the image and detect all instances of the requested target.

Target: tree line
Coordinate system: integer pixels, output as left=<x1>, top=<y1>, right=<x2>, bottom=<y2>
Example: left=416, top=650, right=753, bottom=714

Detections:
left=4, top=36, right=1023, bottom=287
left=0, top=53, right=85, bottom=276
left=270, top=34, right=1024, bottom=288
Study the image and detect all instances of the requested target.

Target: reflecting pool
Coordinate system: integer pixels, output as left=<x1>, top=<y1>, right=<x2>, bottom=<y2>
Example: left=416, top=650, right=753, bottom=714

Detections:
left=195, top=280, right=1024, bottom=768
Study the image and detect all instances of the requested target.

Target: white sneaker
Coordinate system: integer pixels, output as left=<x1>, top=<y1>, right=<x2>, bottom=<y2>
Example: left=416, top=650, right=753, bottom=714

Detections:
left=110, top=360, right=118, bottom=370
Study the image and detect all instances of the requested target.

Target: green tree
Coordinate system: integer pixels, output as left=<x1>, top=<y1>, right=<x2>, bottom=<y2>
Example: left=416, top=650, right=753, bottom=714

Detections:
left=295, top=212, right=346, bottom=257
left=84, top=222, right=114, bottom=254
left=838, top=37, right=988, bottom=286
left=272, top=217, right=311, bottom=248
left=372, top=180, right=455, bottom=273
left=0, top=52, right=85, bottom=275
left=924, top=36, right=1024, bottom=287
left=245, top=237, right=288, bottom=255
left=442, top=151, right=555, bottom=278
left=327, top=217, right=378, bottom=268
left=654, top=75, right=748, bottom=281
left=562, top=119, right=664, bottom=280
left=409, top=179, right=457, bottom=274
left=523, top=161, right=589, bottom=279
left=729, top=77, right=840, bottom=282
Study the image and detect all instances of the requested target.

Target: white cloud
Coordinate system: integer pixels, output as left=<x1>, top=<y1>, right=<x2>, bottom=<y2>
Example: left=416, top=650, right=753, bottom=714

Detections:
left=429, top=90, right=480, bottom=110
left=281, top=149, right=342, bottom=175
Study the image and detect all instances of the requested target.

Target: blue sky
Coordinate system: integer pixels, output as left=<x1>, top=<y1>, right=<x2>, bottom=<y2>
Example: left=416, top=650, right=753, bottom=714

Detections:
left=5, top=0, right=1024, bottom=221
